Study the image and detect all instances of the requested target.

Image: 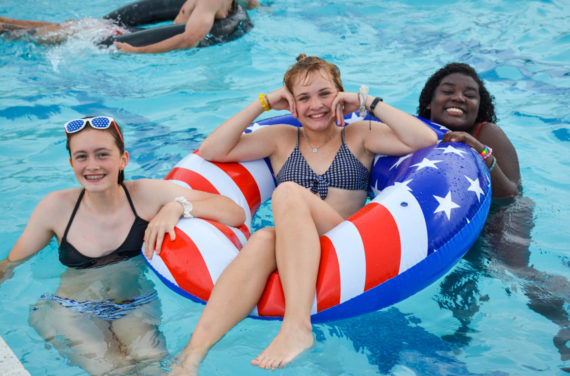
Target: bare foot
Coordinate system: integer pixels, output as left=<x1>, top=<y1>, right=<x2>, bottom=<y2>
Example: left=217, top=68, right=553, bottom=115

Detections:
left=251, top=323, right=315, bottom=370
left=168, top=349, right=206, bottom=376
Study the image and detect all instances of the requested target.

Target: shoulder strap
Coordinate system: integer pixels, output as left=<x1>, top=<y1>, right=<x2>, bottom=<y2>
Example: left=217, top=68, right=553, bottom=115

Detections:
left=121, top=182, right=140, bottom=218
left=474, top=121, right=488, bottom=139
left=62, top=189, right=85, bottom=241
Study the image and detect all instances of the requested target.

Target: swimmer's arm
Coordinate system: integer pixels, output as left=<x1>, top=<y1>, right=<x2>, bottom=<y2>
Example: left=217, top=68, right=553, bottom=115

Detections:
left=114, top=5, right=216, bottom=53
left=2, top=193, right=59, bottom=281
left=200, top=88, right=295, bottom=162
left=444, top=125, right=521, bottom=198
left=136, top=179, right=246, bottom=257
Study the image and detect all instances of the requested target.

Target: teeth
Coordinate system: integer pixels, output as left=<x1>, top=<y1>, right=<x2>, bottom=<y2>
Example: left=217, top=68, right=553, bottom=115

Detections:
left=310, top=113, right=325, bottom=119
left=446, top=107, right=464, bottom=114
left=85, top=175, right=104, bottom=180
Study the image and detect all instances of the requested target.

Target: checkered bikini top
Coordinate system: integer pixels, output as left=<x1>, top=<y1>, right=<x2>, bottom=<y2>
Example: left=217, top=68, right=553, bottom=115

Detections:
left=275, top=128, right=370, bottom=199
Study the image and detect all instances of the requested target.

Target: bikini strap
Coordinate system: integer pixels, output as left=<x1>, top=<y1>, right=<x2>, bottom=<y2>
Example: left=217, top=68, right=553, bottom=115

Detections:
left=296, top=127, right=301, bottom=147
left=474, top=121, right=489, bottom=139
left=62, top=189, right=85, bottom=241
left=121, top=182, right=141, bottom=218
left=340, top=128, right=346, bottom=144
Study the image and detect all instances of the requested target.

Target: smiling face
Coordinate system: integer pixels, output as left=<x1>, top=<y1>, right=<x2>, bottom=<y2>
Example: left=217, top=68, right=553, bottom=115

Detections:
left=68, top=128, right=128, bottom=192
left=428, top=73, right=481, bottom=132
left=292, top=69, right=338, bottom=131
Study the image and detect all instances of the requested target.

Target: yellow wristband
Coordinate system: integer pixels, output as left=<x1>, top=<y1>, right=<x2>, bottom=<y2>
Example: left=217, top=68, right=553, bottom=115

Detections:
left=259, top=93, right=271, bottom=111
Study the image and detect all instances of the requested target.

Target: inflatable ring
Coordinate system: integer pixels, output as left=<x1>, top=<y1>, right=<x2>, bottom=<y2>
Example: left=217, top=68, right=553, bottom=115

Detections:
left=145, top=112, right=492, bottom=323
left=99, top=0, right=252, bottom=48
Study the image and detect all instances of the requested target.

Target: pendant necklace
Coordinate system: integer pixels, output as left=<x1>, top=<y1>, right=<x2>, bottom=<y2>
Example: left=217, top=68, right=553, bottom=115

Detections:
left=303, top=129, right=337, bottom=153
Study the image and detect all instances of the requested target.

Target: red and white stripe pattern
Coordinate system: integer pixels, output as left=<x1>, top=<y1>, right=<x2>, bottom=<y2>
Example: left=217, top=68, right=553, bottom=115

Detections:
left=146, top=151, right=430, bottom=318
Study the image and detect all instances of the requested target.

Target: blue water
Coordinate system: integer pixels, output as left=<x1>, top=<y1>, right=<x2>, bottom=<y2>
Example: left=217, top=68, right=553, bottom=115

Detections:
left=1, top=0, right=569, bottom=375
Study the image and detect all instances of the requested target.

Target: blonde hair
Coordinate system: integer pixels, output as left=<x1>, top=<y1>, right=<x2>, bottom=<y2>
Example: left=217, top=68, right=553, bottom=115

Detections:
left=283, top=54, right=344, bottom=94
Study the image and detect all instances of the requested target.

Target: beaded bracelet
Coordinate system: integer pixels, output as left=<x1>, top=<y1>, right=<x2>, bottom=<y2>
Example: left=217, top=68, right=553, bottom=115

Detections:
left=259, top=93, right=271, bottom=111
left=480, top=145, right=493, bottom=160
left=488, top=155, right=497, bottom=172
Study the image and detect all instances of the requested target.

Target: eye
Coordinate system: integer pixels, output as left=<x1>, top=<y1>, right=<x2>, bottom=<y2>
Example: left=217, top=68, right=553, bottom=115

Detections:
left=74, top=154, right=87, bottom=161
left=97, top=152, right=110, bottom=159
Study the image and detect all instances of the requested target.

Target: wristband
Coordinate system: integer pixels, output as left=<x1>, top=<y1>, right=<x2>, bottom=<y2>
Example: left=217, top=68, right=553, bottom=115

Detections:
left=369, top=97, right=383, bottom=113
left=174, top=196, right=194, bottom=218
left=259, top=93, right=271, bottom=111
left=359, top=85, right=369, bottom=117
left=488, top=155, right=497, bottom=172
left=480, top=145, right=493, bottom=160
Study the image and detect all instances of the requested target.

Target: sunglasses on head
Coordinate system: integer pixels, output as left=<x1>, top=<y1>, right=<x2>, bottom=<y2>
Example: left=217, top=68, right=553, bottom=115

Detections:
left=64, top=116, right=123, bottom=142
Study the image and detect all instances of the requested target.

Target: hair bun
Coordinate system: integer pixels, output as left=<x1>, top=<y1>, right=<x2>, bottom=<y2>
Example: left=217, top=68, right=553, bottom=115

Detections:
left=296, top=53, right=308, bottom=62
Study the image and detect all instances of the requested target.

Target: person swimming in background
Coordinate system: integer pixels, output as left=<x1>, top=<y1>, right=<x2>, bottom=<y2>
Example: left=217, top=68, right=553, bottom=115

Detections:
left=0, top=0, right=258, bottom=53
left=418, top=63, right=569, bottom=365
left=0, top=116, right=245, bottom=375
left=168, top=54, right=437, bottom=375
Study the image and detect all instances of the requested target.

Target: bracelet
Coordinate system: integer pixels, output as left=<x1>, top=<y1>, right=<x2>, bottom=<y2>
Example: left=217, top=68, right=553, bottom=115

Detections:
left=359, top=85, right=369, bottom=117
left=369, top=97, right=383, bottom=113
left=174, top=196, right=194, bottom=218
left=259, top=93, right=271, bottom=111
left=480, top=145, right=493, bottom=160
left=488, top=155, right=497, bottom=172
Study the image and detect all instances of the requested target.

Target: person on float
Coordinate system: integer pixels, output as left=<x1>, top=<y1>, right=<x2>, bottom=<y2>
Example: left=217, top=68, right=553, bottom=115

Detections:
left=0, top=0, right=258, bottom=53
left=169, top=54, right=438, bottom=374
left=0, top=116, right=245, bottom=375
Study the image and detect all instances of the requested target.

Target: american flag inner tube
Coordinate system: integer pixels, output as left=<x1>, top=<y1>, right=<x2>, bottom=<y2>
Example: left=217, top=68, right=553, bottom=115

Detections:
left=144, top=112, right=492, bottom=323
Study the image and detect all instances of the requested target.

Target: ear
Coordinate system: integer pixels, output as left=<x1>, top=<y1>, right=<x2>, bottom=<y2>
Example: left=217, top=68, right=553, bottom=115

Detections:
left=120, top=150, right=129, bottom=170
left=69, top=158, right=73, bottom=167
left=426, top=104, right=431, bottom=110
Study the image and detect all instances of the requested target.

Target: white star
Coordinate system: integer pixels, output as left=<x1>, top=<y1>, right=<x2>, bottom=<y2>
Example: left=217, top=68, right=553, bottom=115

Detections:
left=390, top=154, right=412, bottom=170
left=433, top=191, right=460, bottom=220
left=370, top=179, right=382, bottom=197
left=345, top=112, right=363, bottom=124
left=465, top=175, right=484, bottom=201
left=412, top=157, right=442, bottom=171
left=439, top=145, right=467, bottom=157
left=393, top=179, right=413, bottom=191
left=246, top=122, right=265, bottom=133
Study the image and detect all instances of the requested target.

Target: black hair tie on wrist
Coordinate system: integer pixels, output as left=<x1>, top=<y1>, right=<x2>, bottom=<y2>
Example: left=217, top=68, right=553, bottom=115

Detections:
left=369, top=97, right=383, bottom=113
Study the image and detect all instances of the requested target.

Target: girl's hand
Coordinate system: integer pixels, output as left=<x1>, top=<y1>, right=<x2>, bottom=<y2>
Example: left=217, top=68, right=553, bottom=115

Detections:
left=331, top=92, right=361, bottom=127
left=442, top=131, right=484, bottom=152
left=265, top=87, right=297, bottom=117
left=143, top=201, right=183, bottom=259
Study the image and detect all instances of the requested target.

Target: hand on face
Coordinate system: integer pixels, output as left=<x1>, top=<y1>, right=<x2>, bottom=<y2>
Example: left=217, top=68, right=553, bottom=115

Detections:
left=331, top=91, right=361, bottom=127
left=266, top=87, right=297, bottom=117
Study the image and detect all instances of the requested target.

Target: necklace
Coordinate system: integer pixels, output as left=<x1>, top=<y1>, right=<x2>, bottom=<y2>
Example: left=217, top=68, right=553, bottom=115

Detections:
left=303, top=129, right=337, bottom=153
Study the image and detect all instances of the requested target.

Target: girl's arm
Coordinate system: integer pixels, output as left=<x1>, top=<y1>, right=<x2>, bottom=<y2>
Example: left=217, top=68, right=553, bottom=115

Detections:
left=443, top=126, right=521, bottom=198
left=199, top=87, right=296, bottom=162
left=333, top=92, right=438, bottom=155
left=135, top=179, right=246, bottom=258
left=1, top=192, right=60, bottom=284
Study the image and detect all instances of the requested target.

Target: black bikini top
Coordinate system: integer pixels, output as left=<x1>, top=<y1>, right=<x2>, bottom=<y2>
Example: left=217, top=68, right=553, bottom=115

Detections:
left=58, top=183, right=148, bottom=269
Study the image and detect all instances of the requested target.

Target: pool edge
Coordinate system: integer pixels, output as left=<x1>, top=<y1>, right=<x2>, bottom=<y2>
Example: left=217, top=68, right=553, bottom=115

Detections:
left=0, top=335, right=30, bottom=376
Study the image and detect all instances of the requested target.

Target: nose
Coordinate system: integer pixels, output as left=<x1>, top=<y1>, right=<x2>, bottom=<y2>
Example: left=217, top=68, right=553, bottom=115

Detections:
left=85, top=156, right=99, bottom=170
left=450, top=91, right=466, bottom=102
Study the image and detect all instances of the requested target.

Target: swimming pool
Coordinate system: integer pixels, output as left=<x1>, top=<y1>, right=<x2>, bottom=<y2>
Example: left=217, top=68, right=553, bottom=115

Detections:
left=1, top=0, right=569, bottom=374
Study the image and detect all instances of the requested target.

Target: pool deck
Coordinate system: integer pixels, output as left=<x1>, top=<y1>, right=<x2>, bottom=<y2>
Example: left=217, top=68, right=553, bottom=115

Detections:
left=0, top=335, right=30, bottom=376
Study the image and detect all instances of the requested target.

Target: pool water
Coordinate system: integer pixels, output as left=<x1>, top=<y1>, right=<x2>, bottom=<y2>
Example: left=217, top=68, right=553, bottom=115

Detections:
left=1, top=0, right=569, bottom=375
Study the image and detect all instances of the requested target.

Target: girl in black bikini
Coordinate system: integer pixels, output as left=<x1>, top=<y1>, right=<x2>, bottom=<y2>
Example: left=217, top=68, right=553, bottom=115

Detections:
left=0, top=116, right=245, bottom=375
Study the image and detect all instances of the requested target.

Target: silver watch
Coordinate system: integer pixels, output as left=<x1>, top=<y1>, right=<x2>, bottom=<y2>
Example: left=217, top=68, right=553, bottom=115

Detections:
left=174, top=196, right=194, bottom=218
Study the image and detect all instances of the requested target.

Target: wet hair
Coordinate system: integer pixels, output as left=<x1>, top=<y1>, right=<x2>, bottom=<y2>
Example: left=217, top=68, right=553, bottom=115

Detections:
left=283, top=54, right=344, bottom=94
left=65, top=116, right=126, bottom=184
left=418, top=62, right=497, bottom=124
